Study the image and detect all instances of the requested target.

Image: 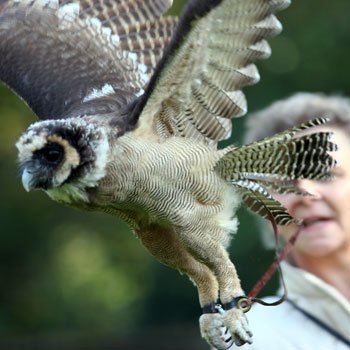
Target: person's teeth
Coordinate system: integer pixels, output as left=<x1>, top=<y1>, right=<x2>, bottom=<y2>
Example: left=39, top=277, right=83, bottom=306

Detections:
left=304, top=219, right=325, bottom=227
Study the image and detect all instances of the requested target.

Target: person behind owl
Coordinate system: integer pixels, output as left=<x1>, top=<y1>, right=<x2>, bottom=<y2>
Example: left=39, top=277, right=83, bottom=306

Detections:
left=242, top=92, right=350, bottom=350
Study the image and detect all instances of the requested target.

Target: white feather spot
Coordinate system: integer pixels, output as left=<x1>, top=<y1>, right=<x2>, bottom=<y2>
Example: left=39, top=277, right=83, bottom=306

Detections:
left=58, top=3, right=79, bottom=23
left=83, top=84, right=115, bottom=102
left=135, top=89, right=145, bottom=97
left=138, top=63, right=147, bottom=74
left=101, top=26, right=112, bottom=37
left=127, top=52, right=138, bottom=64
left=214, top=187, right=240, bottom=234
left=135, top=63, right=149, bottom=86
left=88, top=17, right=102, bottom=29
left=111, top=34, right=120, bottom=44
left=87, top=128, right=109, bottom=186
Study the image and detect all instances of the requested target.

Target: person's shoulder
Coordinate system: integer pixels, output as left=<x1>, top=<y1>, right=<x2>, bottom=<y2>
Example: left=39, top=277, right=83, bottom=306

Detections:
left=240, top=297, right=306, bottom=349
left=248, top=296, right=296, bottom=326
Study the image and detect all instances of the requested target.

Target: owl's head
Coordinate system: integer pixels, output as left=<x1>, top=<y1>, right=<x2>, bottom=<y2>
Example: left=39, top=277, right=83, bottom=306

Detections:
left=16, top=118, right=109, bottom=200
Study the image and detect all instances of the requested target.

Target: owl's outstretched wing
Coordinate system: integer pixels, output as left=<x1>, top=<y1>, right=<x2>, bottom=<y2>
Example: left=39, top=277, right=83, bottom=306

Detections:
left=132, top=0, right=290, bottom=147
left=0, top=0, right=177, bottom=120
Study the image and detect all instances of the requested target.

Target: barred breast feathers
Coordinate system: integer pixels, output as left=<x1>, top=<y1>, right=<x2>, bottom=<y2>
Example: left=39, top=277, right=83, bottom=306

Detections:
left=91, top=135, right=240, bottom=234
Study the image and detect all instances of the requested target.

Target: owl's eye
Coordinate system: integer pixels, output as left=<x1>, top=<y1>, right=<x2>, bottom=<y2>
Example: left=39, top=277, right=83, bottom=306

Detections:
left=36, top=143, right=64, bottom=165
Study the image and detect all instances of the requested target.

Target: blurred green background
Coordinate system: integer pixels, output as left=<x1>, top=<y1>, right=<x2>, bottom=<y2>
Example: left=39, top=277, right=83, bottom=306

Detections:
left=0, top=0, right=350, bottom=349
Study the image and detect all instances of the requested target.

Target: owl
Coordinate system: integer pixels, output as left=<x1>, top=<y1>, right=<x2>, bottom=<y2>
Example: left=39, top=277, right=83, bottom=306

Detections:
left=0, top=0, right=336, bottom=348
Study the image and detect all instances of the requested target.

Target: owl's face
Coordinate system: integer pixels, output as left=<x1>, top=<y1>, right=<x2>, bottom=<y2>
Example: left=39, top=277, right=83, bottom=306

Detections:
left=16, top=118, right=109, bottom=197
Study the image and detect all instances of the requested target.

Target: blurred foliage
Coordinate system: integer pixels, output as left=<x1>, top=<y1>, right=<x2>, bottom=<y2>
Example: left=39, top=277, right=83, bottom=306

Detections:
left=0, top=0, right=350, bottom=349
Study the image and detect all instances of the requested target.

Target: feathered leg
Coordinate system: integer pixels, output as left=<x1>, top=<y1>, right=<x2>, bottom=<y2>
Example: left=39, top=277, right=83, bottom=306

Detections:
left=136, top=225, right=219, bottom=305
left=136, top=224, right=240, bottom=349
left=174, top=225, right=253, bottom=348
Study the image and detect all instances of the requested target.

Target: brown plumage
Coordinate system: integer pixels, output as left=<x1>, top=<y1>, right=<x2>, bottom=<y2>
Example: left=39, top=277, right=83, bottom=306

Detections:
left=0, top=0, right=336, bottom=349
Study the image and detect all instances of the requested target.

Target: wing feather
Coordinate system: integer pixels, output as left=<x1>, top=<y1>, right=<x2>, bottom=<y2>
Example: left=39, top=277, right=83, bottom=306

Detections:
left=132, top=0, right=290, bottom=146
left=0, top=0, right=177, bottom=120
left=216, top=117, right=337, bottom=225
left=77, top=0, right=177, bottom=72
left=234, top=179, right=295, bottom=226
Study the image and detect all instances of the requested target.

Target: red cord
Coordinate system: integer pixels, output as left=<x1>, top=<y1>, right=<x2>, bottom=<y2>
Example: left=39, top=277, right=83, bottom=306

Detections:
left=248, top=226, right=301, bottom=302
left=241, top=202, right=303, bottom=310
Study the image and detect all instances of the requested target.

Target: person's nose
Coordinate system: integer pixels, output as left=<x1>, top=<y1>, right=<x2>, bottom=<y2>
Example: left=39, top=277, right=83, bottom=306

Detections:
left=272, top=179, right=324, bottom=215
left=296, top=179, right=322, bottom=199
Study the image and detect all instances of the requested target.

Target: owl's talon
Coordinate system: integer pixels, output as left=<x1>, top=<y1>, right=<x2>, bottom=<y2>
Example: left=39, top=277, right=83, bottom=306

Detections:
left=223, top=308, right=253, bottom=346
left=199, top=312, right=234, bottom=350
left=200, top=300, right=253, bottom=348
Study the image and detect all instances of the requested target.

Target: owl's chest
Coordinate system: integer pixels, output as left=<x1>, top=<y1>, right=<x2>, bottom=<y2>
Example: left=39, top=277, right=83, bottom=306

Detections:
left=89, top=137, right=233, bottom=226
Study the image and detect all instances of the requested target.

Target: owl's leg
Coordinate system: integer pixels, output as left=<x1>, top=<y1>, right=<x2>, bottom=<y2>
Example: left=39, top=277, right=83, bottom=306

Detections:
left=136, top=225, right=219, bottom=306
left=176, top=226, right=253, bottom=347
left=135, top=225, right=234, bottom=350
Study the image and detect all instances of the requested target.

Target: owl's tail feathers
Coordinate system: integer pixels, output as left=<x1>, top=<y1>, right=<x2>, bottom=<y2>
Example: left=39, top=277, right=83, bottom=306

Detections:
left=215, top=117, right=337, bottom=225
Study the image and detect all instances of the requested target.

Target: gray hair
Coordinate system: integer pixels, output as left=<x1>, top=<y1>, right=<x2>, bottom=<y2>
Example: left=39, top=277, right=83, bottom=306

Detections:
left=244, top=92, right=350, bottom=144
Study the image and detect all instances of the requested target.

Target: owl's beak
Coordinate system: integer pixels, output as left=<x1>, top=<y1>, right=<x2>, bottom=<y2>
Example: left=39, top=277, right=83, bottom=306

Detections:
left=21, top=168, right=34, bottom=192
left=21, top=167, right=52, bottom=191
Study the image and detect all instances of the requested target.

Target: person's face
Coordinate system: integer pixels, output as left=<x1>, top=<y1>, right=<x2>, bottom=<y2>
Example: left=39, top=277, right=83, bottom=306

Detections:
left=274, top=127, right=350, bottom=259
